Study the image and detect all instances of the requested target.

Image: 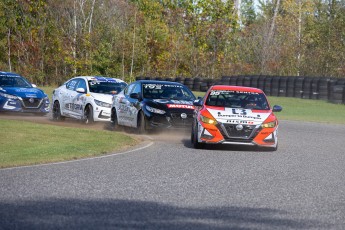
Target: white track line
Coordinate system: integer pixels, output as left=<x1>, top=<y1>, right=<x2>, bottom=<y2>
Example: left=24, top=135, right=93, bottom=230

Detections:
left=0, top=141, right=154, bottom=171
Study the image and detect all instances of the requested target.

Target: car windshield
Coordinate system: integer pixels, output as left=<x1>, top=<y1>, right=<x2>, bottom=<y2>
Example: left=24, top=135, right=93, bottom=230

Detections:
left=0, top=75, right=32, bottom=88
left=205, top=90, right=270, bottom=110
left=88, top=80, right=127, bottom=95
left=142, top=83, right=195, bottom=100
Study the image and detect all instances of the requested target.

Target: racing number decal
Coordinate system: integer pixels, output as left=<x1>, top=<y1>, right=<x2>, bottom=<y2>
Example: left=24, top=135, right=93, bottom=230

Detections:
left=232, top=109, right=247, bottom=116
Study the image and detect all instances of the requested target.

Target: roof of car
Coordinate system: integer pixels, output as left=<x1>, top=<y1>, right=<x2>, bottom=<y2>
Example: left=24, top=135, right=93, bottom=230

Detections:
left=209, top=85, right=264, bottom=93
left=0, top=71, right=21, bottom=77
left=135, top=80, right=183, bottom=85
left=74, top=76, right=125, bottom=82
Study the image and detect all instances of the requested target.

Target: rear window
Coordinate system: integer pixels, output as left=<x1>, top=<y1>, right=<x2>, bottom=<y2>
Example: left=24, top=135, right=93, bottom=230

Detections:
left=206, top=90, right=269, bottom=110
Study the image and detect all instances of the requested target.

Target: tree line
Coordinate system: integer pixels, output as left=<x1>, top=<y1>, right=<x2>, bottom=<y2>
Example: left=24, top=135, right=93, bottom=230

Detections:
left=0, top=0, right=345, bottom=85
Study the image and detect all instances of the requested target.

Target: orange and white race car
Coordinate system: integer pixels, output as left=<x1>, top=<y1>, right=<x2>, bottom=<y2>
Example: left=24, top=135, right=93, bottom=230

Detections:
left=191, top=85, right=282, bottom=150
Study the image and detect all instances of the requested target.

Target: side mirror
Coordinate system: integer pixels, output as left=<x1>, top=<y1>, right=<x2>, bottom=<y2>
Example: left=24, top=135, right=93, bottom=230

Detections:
left=130, top=93, right=141, bottom=100
left=32, top=84, right=37, bottom=88
left=272, top=105, right=282, bottom=112
left=76, top=88, right=86, bottom=93
left=193, top=99, right=202, bottom=106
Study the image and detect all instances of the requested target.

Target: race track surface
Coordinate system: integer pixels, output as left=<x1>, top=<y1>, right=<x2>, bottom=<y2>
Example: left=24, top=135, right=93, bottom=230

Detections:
left=0, top=114, right=345, bottom=229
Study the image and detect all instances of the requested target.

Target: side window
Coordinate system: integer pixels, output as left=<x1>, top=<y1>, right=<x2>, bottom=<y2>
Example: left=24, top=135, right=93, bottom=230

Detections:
left=132, top=83, right=141, bottom=95
left=66, top=79, right=78, bottom=91
left=75, top=79, right=87, bottom=92
left=124, top=83, right=135, bottom=96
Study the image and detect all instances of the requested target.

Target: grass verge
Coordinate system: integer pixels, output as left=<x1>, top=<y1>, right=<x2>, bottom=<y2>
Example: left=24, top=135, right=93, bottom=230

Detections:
left=0, top=120, right=138, bottom=168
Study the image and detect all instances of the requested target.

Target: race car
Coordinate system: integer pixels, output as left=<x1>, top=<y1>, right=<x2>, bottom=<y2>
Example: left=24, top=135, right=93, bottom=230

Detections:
left=0, top=71, right=50, bottom=115
left=191, top=85, right=282, bottom=150
left=52, top=76, right=127, bottom=123
left=111, top=80, right=196, bottom=133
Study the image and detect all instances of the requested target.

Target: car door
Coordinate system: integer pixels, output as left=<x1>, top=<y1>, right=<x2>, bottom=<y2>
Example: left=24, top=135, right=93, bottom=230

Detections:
left=127, top=83, right=142, bottom=128
left=71, top=78, right=88, bottom=119
left=61, top=79, right=78, bottom=117
left=116, top=83, right=135, bottom=127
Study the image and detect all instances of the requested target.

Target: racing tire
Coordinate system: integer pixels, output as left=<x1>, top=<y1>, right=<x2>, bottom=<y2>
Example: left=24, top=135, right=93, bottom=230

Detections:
left=137, top=111, right=147, bottom=134
left=84, top=105, right=94, bottom=125
left=191, top=121, right=204, bottom=149
left=110, top=108, right=119, bottom=130
left=52, top=101, right=65, bottom=121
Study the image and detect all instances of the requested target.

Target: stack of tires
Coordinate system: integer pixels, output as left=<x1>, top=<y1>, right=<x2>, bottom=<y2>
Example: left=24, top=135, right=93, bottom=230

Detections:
left=192, top=78, right=203, bottom=91
left=257, top=76, right=266, bottom=92
left=271, top=76, right=280, bottom=96
left=294, top=77, right=304, bottom=98
left=278, top=77, right=288, bottom=97
left=329, top=79, right=345, bottom=104
left=221, top=76, right=231, bottom=85
left=263, top=76, right=272, bottom=96
left=174, top=77, right=185, bottom=84
left=318, top=78, right=331, bottom=100
left=251, top=75, right=260, bottom=88
left=183, top=78, right=194, bottom=90
left=310, top=78, right=320, bottom=100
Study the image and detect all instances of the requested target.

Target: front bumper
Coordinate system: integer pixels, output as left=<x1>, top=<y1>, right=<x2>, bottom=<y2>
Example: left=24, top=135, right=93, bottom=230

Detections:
left=197, top=122, right=278, bottom=147
left=93, top=107, right=112, bottom=122
left=0, top=97, right=50, bottom=114
left=145, top=111, right=194, bottom=130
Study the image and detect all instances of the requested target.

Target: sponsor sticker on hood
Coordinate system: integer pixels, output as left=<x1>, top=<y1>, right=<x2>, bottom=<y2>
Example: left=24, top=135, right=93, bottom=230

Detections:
left=207, top=107, right=270, bottom=125
left=167, top=104, right=195, bottom=109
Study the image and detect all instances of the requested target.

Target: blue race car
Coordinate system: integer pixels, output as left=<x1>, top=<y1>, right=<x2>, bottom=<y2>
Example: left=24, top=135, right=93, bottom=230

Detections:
left=0, top=71, right=50, bottom=115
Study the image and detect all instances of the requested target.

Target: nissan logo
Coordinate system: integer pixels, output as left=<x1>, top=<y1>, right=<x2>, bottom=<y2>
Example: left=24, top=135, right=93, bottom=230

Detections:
left=29, top=98, right=35, bottom=103
left=236, top=124, right=244, bottom=131
left=181, top=113, right=187, bottom=119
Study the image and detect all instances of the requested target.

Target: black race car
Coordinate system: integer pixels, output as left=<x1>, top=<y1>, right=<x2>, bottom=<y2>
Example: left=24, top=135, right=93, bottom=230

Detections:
left=111, top=80, right=196, bottom=133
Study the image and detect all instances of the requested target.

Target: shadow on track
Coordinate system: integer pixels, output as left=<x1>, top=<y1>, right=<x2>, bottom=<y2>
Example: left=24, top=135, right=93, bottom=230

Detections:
left=0, top=198, right=327, bottom=230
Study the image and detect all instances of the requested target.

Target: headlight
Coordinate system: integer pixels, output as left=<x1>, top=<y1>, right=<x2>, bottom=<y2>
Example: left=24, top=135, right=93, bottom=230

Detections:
left=200, top=114, right=217, bottom=125
left=94, top=99, right=111, bottom=108
left=0, top=92, right=19, bottom=100
left=146, top=105, right=166, bottom=114
left=261, top=120, right=276, bottom=128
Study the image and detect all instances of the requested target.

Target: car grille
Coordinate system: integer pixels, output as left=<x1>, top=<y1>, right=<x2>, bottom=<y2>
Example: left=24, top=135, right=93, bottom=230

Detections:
left=21, top=98, right=42, bottom=108
left=219, top=123, right=259, bottom=140
left=170, top=112, right=193, bottom=127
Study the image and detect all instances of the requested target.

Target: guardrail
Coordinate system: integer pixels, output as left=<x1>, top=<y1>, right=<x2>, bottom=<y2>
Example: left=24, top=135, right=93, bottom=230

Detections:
left=136, top=76, right=345, bottom=105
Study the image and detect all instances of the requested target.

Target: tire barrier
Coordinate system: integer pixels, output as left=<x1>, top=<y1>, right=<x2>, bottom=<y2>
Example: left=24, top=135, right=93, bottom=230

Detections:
left=251, top=75, right=260, bottom=88
left=329, top=79, right=345, bottom=104
left=318, top=78, right=331, bottom=100
left=310, top=78, right=320, bottom=100
left=271, top=76, right=280, bottom=97
left=136, top=75, right=345, bottom=104
left=302, top=77, right=313, bottom=99
left=279, top=77, right=288, bottom=97
left=294, top=77, right=304, bottom=98
left=264, top=76, right=272, bottom=96
left=286, top=77, right=295, bottom=97
left=243, top=76, right=252, bottom=87
left=257, top=76, right=266, bottom=92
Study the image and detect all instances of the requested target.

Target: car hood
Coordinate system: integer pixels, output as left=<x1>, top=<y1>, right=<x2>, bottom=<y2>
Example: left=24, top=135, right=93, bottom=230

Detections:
left=0, top=87, right=46, bottom=99
left=146, top=98, right=195, bottom=110
left=206, top=107, right=272, bottom=125
left=90, top=92, right=113, bottom=103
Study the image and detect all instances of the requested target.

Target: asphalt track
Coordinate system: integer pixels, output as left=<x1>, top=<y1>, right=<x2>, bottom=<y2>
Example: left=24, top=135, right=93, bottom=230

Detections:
left=0, top=116, right=345, bottom=229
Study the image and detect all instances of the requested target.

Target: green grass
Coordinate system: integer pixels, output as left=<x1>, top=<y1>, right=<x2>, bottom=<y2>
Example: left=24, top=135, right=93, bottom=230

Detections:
left=0, top=120, right=138, bottom=168
left=193, top=91, right=345, bottom=124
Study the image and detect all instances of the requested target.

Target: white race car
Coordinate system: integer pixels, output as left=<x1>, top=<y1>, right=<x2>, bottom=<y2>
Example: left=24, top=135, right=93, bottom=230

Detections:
left=52, top=76, right=127, bottom=123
